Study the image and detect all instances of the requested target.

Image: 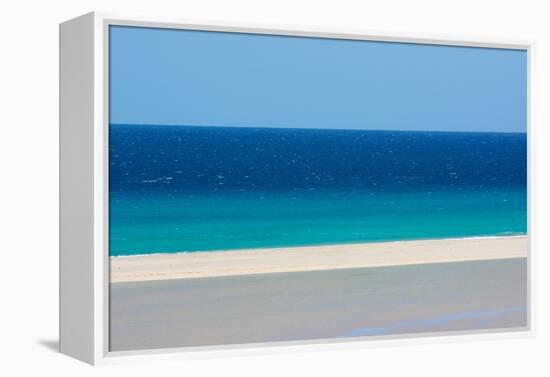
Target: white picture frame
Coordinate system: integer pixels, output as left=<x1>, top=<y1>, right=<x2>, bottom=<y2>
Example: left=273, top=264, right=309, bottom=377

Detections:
left=59, top=11, right=535, bottom=365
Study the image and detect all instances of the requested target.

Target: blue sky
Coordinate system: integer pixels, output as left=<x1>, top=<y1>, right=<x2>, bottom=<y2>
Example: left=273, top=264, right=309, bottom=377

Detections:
left=109, top=26, right=527, bottom=133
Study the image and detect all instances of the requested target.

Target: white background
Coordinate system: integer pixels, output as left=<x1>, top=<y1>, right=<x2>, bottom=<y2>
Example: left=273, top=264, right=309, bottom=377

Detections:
left=0, top=0, right=548, bottom=374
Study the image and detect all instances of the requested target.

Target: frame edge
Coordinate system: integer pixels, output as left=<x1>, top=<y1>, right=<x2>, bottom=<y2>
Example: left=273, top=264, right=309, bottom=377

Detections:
left=59, top=11, right=97, bottom=365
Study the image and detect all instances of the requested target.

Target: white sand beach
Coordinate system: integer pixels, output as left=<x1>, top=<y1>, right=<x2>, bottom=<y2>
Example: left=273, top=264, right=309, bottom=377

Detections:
left=110, top=236, right=528, bottom=283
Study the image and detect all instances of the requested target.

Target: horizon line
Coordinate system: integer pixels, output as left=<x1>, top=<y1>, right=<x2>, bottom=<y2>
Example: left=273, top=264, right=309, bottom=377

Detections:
left=109, top=123, right=527, bottom=134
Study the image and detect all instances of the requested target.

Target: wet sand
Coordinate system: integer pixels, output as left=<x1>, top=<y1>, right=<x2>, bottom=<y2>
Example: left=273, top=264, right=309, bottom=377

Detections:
left=110, top=257, right=528, bottom=352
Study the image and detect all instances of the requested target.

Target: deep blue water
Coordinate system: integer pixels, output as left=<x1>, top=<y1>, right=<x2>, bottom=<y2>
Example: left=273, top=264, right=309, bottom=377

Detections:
left=109, top=124, right=527, bottom=256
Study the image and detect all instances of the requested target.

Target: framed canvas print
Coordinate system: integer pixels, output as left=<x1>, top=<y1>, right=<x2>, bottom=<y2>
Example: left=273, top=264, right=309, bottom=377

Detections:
left=59, top=12, right=533, bottom=365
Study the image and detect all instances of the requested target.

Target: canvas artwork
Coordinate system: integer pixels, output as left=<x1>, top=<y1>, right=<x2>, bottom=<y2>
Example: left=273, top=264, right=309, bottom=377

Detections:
left=107, top=26, right=528, bottom=352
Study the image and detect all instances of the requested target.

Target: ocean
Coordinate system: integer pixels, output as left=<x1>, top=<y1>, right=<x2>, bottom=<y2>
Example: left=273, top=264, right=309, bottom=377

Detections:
left=109, top=124, right=527, bottom=256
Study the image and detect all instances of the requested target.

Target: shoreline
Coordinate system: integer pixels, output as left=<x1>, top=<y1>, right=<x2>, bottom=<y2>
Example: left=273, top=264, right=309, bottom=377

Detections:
left=111, top=234, right=527, bottom=258
left=110, top=235, right=528, bottom=283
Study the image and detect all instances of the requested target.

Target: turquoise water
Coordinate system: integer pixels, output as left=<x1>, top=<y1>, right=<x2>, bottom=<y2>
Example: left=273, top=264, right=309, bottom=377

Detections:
left=109, top=125, right=527, bottom=256
left=110, top=186, right=526, bottom=256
